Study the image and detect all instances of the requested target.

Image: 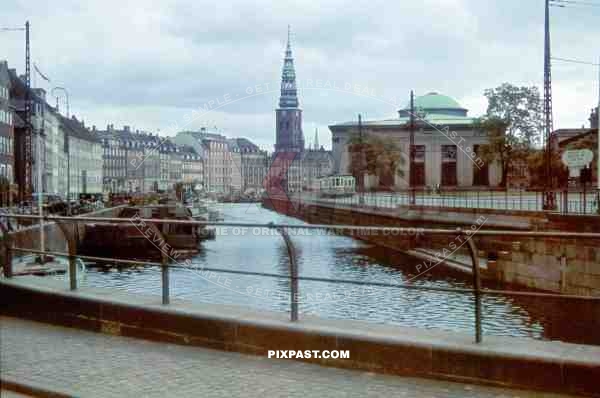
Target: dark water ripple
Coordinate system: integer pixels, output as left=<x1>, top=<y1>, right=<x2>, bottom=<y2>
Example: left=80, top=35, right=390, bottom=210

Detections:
left=75, top=203, right=597, bottom=344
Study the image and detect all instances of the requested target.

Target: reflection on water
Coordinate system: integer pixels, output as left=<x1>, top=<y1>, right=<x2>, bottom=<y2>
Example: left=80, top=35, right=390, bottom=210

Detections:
left=80, top=203, right=599, bottom=345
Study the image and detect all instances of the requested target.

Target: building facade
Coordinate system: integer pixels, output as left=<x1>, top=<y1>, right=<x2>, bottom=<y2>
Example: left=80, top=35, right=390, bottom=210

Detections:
left=235, top=138, right=268, bottom=193
left=99, top=125, right=172, bottom=193
left=174, top=130, right=227, bottom=194
left=0, top=61, right=14, bottom=188
left=329, top=92, right=501, bottom=190
left=44, top=107, right=66, bottom=196
left=180, top=145, right=204, bottom=191
left=59, top=115, right=103, bottom=197
left=99, top=125, right=127, bottom=193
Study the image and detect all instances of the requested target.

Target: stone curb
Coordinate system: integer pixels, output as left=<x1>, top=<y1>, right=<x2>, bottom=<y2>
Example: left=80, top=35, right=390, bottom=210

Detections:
left=2, top=278, right=600, bottom=397
left=1, top=378, right=74, bottom=398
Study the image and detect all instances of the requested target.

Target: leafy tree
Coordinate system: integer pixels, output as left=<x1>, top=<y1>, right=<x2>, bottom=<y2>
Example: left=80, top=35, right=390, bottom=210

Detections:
left=347, top=134, right=405, bottom=191
left=527, top=149, right=567, bottom=189
left=476, top=84, right=543, bottom=187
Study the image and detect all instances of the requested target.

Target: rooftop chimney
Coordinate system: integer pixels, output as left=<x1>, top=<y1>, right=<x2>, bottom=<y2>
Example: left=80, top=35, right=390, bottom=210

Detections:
left=124, top=125, right=130, bottom=132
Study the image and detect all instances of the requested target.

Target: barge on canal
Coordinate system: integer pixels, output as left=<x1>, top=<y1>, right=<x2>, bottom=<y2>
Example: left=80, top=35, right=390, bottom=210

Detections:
left=78, top=205, right=211, bottom=263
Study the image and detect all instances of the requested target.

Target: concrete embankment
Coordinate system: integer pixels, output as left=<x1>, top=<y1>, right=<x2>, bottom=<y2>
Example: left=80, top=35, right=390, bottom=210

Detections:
left=1, top=276, right=599, bottom=397
left=263, top=197, right=600, bottom=297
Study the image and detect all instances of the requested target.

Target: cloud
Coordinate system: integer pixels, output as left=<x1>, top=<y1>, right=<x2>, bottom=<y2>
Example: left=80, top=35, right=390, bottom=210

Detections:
left=1, top=0, right=598, bottom=151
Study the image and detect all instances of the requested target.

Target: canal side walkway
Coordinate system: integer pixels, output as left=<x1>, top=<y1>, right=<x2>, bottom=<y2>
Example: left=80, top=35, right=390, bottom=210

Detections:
left=0, top=316, right=577, bottom=398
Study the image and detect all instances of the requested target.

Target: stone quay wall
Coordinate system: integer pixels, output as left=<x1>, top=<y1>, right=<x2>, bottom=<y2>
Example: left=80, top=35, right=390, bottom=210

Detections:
left=263, top=197, right=600, bottom=296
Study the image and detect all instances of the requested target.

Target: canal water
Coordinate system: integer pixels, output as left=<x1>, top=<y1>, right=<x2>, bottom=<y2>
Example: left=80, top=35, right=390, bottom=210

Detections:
left=81, top=203, right=596, bottom=344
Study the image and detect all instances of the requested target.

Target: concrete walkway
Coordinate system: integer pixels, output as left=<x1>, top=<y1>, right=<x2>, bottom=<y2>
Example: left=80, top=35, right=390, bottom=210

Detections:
left=0, top=317, right=576, bottom=398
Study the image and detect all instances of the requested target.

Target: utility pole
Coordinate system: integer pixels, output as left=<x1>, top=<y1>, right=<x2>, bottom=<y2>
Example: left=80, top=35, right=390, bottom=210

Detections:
left=597, top=56, right=600, bottom=193
left=409, top=90, right=416, bottom=205
left=543, top=0, right=556, bottom=210
left=358, top=113, right=364, bottom=205
left=25, top=21, right=33, bottom=203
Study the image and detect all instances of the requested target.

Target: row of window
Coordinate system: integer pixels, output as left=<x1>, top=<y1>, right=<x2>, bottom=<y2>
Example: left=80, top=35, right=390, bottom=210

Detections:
left=0, top=135, right=13, bottom=155
left=0, top=109, right=13, bottom=125
left=0, top=86, right=8, bottom=100
left=0, top=164, right=13, bottom=181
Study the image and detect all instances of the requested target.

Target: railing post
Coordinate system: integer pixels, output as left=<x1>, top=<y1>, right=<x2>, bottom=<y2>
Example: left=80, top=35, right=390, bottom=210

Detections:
left=1, top=220, right=12, bottom=278
left=55, top=219, right=77, bottom=290
left=68, top=224, right=78, bottom=291
left=276, top=225, right=298, bottom=321
left=519, top=188, right=523, bottom=211
left=161, top=252, right=169, bottom=305
left=459, top=227, right=482, bottom=343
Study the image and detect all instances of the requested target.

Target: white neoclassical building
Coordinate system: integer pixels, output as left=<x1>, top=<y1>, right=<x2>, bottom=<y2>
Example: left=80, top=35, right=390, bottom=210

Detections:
left=329, top=92, right=501, bottom=190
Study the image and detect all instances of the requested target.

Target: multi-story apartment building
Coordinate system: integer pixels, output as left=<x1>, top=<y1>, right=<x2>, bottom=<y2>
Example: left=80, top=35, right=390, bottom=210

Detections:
left=174, top=129, right=229, bottom=194
left=159, top=142, right=174, bottom=192
left=100, top=125, right=180, bottom=194
left=59, top=115, right=103, bottom=197
left=226, top=139, right=242, bottom=194
left=39, top=104, right=67, bottom=197
left=180, top=145, right=204, bottom=191
left=9, top=70, right=50, bottom=197
left=168, top=146, right=182, bottom=188
left=136, top=132, right=161, bottom=193
left=202, top=134, right=229, bottom=194
left=0, top=61, right=15, bottom=205
left=99, top=124, right=127, bottom=193
left=234, top=138, right=268, bottom=193
left=174, top=129, right=264, bottom=195
left=0, top=62, right=14, bottom=188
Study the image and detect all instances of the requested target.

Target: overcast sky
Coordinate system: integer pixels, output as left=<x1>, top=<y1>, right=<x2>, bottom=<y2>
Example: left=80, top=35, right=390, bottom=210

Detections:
left=2, top=0, right=599, bottom=150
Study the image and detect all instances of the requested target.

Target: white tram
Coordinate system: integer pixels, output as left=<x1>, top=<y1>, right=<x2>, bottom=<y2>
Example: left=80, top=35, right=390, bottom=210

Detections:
left=317, top=175, right=356, bottom=198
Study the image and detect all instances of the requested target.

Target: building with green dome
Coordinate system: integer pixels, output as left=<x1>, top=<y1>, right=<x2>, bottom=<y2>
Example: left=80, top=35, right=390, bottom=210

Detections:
left=329, top=92, right=502, bottom=189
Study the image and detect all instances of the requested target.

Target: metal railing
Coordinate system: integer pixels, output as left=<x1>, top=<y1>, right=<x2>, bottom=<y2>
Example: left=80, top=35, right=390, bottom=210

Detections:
left=2, top=213, right=600, bottom=345
left=300, top=189, right=600, bottom=215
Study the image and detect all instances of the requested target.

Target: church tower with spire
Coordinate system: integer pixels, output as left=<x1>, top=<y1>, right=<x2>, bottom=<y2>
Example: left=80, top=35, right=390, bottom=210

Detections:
left=275, top=26, right=304, bottom=153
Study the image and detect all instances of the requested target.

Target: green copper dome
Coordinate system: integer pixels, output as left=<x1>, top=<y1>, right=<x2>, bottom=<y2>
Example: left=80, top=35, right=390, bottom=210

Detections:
left=399, top=92, right=468, bottom=118
left=414, top=92, right=464, bottom=110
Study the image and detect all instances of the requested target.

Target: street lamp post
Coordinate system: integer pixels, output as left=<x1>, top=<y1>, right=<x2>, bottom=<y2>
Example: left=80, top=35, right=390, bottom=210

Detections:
left=358, top=114, right=364, bottom=205
left=51, top=86, right=69, bottom=118
left=51, top=86, right=70, bottom=215
left=409, top=90, right=416, bottom=205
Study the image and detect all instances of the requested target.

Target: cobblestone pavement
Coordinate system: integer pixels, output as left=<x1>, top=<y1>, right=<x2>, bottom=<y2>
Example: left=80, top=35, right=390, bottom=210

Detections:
left=0, top=317, right=576, bottom=398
